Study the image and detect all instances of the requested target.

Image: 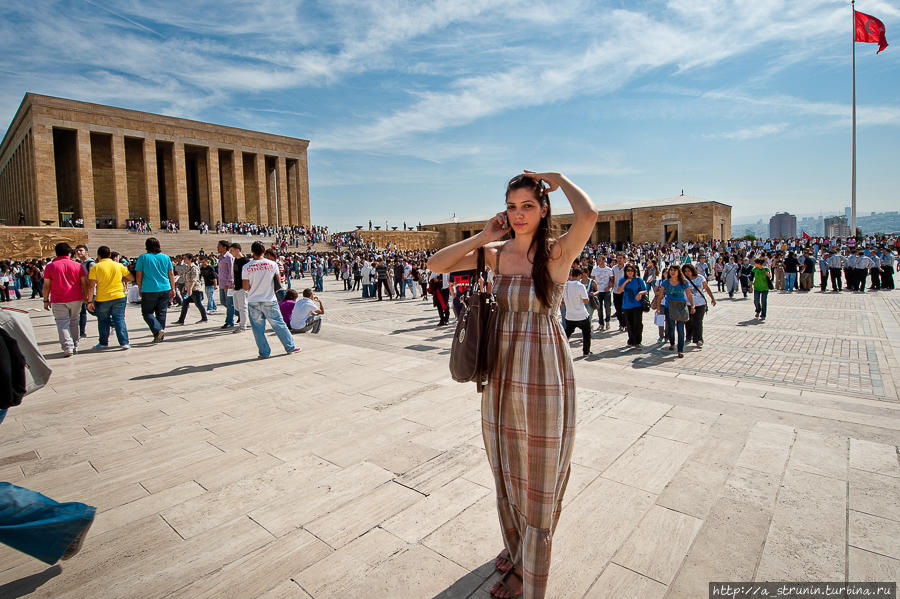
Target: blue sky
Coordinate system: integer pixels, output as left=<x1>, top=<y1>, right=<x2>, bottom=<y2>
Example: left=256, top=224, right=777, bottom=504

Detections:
left=1, top=0, right=898, bottom=231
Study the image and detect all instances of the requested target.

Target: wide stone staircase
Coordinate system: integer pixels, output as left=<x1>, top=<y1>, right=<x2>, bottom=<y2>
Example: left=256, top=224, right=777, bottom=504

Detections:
left=86, top=229, right=335, bottom=256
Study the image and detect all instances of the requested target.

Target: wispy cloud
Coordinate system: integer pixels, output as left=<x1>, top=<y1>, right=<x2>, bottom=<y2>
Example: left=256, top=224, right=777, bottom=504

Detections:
left=703, top=122, right=788, bottom=140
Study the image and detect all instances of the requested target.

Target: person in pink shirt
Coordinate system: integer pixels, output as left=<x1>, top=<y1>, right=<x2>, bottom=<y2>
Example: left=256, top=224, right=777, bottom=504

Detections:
left=41, top=243, right=87, bottom=356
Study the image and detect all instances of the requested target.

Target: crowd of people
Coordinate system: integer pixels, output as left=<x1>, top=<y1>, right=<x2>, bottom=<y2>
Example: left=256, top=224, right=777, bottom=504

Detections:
left=4, top=180, right=900, bottom=598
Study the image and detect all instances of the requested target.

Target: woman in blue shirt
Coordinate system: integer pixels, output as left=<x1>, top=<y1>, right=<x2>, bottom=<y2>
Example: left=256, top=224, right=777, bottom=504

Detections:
left=659, top=265, right=695, bottom=357
left=615, top=264, right=648, bottom=349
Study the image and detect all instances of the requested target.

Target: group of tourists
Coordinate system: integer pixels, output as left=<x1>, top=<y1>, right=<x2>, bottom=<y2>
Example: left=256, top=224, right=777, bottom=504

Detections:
left=31, top=237, right=331, bottom=360
left=6, top=166, right=900, bottom=598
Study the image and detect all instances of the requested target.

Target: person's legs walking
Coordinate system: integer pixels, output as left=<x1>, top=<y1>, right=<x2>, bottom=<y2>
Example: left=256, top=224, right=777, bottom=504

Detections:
left=262, top=301, right=296, bottom=352
left=691, top=305, right=705, bottom=343
left=153, top=292, right=169, bottom=332
left=94, top=300, right=112, bottom=347
left=109, top=298, right=129, bottom=346
left=665, top=308, right=675, bottom=348
left=613, top=293, right=625, bottom=329
left=193, top=290, right=207, bottom=320
left=141, top=291, right=162, bottom=335
left=578, top=318, right=591, bottom=354
left=51, top=301, right=80, bottom=354
left=205, top=285, right=217, bottom=311
left=79, top=303, right=87, bottom=337
left=220, top=288, right=234, bottom=326
left=759, top=290, right=768, bottom=319
left=247, top=302, right=271, bottom=357
left=675, top=320, right=685, bottom=353
left=754, top=290, right=762, bottom=317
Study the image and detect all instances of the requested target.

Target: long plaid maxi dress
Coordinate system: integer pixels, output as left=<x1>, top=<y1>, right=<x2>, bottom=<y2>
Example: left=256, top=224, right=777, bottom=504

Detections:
left=481, top=264, right=576, bottom=599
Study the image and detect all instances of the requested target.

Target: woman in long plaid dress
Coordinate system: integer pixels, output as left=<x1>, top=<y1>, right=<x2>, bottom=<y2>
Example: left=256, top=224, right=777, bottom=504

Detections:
left=428, top=171, right=598, bottom=598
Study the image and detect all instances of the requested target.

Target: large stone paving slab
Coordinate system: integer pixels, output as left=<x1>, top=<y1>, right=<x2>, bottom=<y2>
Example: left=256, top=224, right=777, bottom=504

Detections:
left=1, top=279, right=899, bottom=598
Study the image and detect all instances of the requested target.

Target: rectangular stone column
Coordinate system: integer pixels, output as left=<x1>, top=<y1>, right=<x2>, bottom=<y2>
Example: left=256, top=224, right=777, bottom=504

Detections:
left=207, top=147, right=222, bottom=226
left=255, top=153, right=269, bottom=225
left=30, top=122, right=59, bottom=225
left=286, top=159, right=299, bottom=227
left=75, top=128, right=96, bottom=228
left=172, top=142, right=190, bottom=228
left=111, top=134, right=129, bottom=228
left=233, top=150, right=246, bottom=222
left=276, top=156, right=289, bottom=226
left=298, top=153, right=311, bottom=227
left=143, top=138, right=161, bottom=227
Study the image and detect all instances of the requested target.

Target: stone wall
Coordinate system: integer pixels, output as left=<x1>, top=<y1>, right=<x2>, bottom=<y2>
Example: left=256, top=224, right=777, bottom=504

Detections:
left=0, top=226, right=88, bottom=260
left=341, top=229, right=442, bottom=250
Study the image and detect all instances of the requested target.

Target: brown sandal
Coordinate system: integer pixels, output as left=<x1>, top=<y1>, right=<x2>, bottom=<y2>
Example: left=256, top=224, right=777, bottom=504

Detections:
left=490, top=568, right=522, bottom=598
left=495, top=549, right=512, bottom=573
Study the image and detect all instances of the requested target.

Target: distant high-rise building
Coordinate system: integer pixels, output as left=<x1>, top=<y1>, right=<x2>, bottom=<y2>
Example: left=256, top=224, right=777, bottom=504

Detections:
left=824, top=215, right=851, bottom=238
left=769, top=212, right=797, bottom=239
left=845, top=206, right=851, bottom=221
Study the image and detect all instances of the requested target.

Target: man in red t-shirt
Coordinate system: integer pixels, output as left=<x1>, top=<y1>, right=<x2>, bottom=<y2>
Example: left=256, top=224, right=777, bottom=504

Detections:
left=42, top=242, right=87, bottom=356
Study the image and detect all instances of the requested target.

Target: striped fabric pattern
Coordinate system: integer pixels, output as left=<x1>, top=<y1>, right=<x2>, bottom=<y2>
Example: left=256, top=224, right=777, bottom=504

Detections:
left=481, top=269, right=576, bottom=599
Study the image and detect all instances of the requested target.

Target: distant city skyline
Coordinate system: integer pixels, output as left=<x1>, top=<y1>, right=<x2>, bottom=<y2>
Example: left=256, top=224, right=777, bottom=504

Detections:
left=1, top=1, right=898, bottom=231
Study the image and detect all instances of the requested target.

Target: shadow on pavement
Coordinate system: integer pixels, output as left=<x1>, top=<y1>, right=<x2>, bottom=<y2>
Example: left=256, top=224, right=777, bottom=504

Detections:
left=0, top=565, right=62, bottom=599
left=432, top=561, right=495, bottom=598
left=130, top=358, right=255, bottom=379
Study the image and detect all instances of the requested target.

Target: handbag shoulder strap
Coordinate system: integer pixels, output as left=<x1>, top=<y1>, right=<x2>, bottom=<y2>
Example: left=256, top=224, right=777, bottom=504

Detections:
left=493, top=243, right=503, bottom=276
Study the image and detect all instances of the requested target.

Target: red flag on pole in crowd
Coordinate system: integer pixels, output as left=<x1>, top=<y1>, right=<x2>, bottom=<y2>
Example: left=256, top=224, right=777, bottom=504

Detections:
left=855, top=10, right=889, bottom=53
left=802, top=231, right=811, bottom=240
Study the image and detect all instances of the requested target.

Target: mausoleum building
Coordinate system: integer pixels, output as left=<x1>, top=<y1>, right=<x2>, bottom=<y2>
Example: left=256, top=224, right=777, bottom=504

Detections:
left=0, top=94, right=310, bottom=229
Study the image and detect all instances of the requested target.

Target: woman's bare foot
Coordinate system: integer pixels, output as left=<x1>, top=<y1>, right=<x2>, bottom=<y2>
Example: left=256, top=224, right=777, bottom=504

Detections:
left=490, top=569, right=522, bottom=598
left=495, top=549, right=512, bottom=573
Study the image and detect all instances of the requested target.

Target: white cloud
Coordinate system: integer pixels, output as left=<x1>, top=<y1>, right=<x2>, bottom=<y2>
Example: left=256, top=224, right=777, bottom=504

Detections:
left=703, top=122, right=788, bottom=140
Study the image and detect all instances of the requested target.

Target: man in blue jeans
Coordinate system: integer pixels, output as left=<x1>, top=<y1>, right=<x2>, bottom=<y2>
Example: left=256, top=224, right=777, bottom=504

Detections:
left=241, top=242, right=301, bottom=359
left=86, top=246, right=133, bottom=350
left=217, top=240, right=236, bottom=329
left=134, top=237, right=176, bottom=343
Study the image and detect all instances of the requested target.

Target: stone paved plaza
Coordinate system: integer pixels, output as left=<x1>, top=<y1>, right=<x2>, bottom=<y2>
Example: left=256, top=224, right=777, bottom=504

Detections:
left=1, top=278, right=900, bottom=598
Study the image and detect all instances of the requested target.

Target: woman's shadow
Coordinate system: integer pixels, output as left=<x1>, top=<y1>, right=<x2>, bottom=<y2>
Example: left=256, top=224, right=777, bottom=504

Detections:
left=0, top=565, right=61, bottom=598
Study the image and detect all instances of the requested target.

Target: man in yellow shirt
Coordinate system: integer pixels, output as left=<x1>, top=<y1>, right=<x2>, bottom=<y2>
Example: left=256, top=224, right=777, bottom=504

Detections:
left=86, top=246, right=134, bottom=350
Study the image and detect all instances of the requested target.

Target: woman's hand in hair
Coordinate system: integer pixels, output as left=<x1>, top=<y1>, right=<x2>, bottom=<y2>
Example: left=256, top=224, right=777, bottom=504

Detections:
left=480, top=212, right=509, bottom=244
left=522, top=170, right=561, bottom=193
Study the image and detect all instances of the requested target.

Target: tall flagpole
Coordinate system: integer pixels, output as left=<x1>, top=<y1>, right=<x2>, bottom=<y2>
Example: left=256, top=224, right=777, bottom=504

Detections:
left=851, top=0, right=857, bottom=236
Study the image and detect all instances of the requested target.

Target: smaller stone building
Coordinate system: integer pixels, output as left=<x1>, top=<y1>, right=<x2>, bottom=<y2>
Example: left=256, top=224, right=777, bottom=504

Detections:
left=424, top=195, right=731, bottom=246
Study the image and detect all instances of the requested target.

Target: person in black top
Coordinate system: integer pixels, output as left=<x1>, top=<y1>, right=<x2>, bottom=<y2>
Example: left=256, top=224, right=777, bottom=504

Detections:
left=231, top=243, right=251, bottom=329
left=373, top=258, right=393, bottom=300
left=739, top=257, right=754, bottom=298
left=783, top=251, right=799, bottom=292
left=392, top=261, right=404, bottom=297
left=199, top=257, right=218, bottom=312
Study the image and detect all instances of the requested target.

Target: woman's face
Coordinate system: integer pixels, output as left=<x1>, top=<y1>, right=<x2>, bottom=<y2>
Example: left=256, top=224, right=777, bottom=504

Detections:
left=506, top=188, right=546, bottom=235
left=669, top=266, right=680, bottom=278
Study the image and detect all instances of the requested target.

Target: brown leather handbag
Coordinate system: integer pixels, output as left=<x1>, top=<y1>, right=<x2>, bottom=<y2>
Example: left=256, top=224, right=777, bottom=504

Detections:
left=449, top=247, right=499, bottom=392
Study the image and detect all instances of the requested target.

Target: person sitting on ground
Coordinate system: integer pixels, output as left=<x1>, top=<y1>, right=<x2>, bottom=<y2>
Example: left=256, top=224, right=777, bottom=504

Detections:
left=289, top=288, right=325, bottom=334
left=279, top=289, right=299, bottom=324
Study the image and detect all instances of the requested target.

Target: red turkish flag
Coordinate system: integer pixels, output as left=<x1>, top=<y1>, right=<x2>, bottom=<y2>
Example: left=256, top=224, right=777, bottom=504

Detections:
left=802, top=231, right=811, bottom=239
left=855, top=11, right=889, bottom=53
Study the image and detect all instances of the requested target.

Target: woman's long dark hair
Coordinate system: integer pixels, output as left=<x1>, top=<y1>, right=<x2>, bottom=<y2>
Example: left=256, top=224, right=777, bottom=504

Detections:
left=506, top=175, right=554, bottom=308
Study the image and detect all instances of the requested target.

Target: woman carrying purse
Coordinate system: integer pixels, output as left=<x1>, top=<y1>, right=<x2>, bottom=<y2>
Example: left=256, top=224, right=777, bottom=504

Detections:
left=659, top=264, right=695, bottom=358
left=428, top=171, right=597, bottom=599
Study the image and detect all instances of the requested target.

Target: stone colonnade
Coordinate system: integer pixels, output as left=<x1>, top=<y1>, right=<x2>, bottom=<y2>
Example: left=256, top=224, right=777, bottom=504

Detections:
left=0, top=94, right=311, bottom=229
left=37, top=126, right=308, bottom=229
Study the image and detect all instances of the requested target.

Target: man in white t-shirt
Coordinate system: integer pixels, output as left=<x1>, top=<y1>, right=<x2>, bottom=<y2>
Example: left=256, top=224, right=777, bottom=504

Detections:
left=562, top=267, right=592, bottom=357
left=241, top=242, right=300, bottom=358
left=290, top=288, right=325, bottom=333
left=590, top=259, right=614, bottom=329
